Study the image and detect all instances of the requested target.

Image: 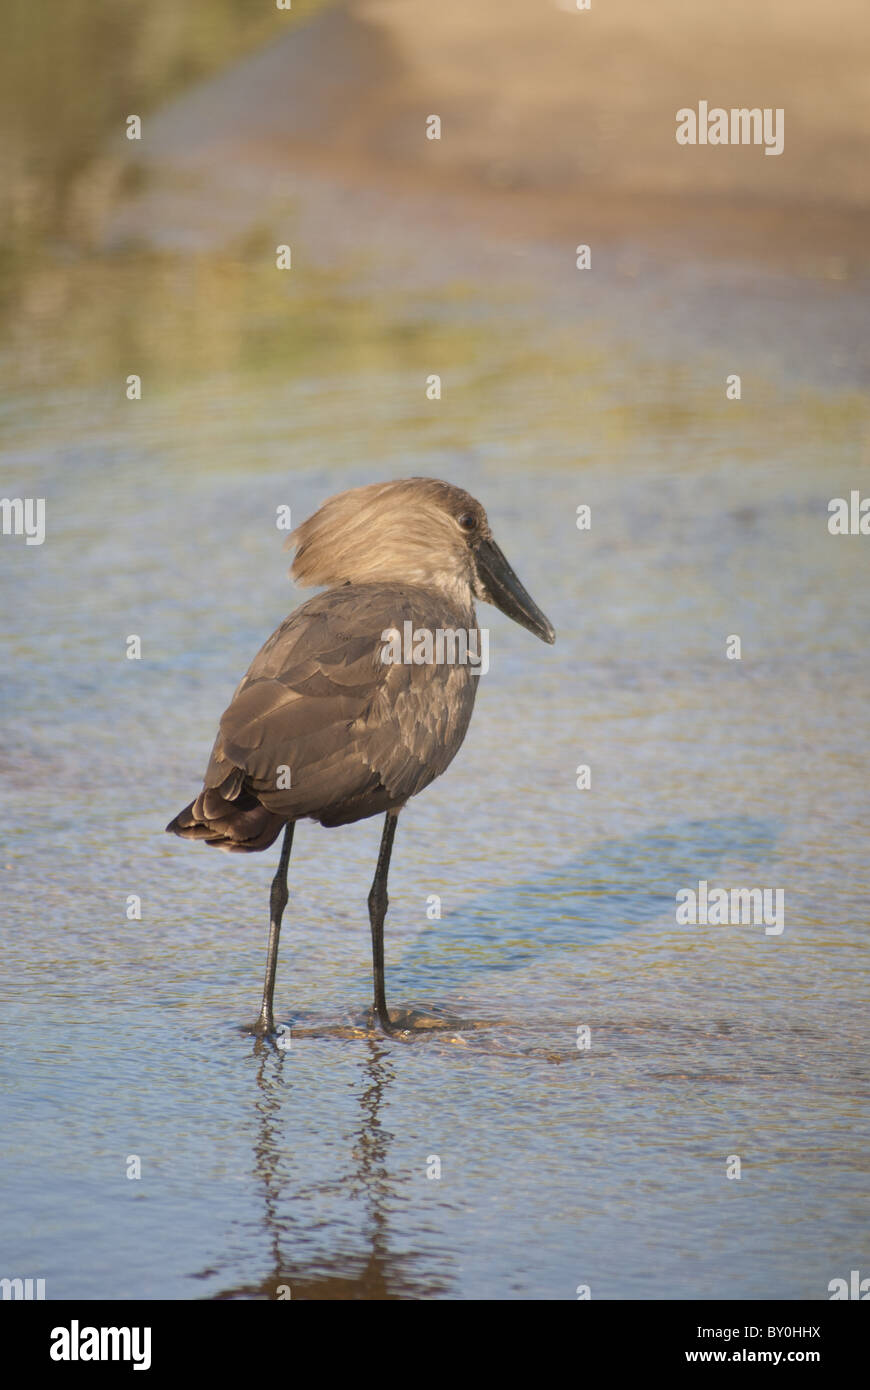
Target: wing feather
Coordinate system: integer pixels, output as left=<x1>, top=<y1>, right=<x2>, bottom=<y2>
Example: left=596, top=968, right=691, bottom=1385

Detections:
left=199, top=583, right=477, bottom=827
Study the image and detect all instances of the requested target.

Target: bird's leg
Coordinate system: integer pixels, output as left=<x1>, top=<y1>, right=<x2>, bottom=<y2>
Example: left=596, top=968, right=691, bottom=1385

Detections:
left=368, top=811, right=399, bottom=1034
left=254, top=822, right=295, bottom=1036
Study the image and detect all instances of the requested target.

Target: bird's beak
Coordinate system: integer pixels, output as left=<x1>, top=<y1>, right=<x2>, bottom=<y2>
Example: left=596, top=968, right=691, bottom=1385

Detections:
left=474, top=536, right=556, bottom=644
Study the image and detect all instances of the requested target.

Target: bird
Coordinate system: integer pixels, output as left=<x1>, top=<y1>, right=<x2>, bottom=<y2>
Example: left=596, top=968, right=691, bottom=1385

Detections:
left=166, top=477, right=555, bottom=1035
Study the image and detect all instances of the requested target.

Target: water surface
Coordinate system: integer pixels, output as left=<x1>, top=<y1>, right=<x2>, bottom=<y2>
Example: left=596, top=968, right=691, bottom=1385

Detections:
left=1, top=6, right=868, bottom=1301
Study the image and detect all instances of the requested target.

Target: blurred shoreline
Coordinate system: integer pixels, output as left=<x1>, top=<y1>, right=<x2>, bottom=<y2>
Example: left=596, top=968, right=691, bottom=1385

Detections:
left=2, top=1, right=868, bottom=397
left=93, top=0, right=870, bottom=273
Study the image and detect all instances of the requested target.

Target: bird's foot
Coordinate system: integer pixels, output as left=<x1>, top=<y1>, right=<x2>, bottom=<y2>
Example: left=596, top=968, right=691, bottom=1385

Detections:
left=249, top=1008, right=275, bottom=1038
left=370, top=1003, right=455, bottom=1034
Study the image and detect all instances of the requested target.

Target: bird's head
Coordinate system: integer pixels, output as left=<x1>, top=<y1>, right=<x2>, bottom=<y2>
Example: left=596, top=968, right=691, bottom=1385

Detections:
left=288, top=477, right=555, bottom=644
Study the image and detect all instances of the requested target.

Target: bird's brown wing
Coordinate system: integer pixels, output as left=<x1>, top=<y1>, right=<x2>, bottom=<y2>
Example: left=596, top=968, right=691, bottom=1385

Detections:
left=176, top=584, right=478, bottom=842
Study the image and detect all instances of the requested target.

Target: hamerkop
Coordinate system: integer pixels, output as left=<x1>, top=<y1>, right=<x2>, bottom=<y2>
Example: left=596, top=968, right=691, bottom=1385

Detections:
left=167, top=478, right=555, bottom=1035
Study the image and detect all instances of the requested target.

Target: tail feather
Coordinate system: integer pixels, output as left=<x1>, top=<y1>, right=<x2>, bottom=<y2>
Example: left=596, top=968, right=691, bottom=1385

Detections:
left=166, top=785, right=285, bottom=854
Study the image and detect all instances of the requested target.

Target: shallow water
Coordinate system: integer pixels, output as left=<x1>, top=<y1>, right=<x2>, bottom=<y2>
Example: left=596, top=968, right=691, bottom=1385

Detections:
left=2, top=261, right=868, bottom=1299
left=1, top=8, right=869, bottom=1301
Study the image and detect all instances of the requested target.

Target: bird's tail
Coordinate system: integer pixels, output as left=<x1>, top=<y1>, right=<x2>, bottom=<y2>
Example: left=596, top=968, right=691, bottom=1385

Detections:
left=166, top=780, right=285, bottom=854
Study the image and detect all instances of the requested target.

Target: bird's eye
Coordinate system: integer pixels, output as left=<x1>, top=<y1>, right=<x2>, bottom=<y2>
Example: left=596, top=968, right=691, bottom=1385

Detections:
left=457, top=513, right=477, bottom=532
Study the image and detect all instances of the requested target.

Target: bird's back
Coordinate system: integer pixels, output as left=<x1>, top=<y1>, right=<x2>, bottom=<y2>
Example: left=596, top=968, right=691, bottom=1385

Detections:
left=167, top=582, right=479, bottom=849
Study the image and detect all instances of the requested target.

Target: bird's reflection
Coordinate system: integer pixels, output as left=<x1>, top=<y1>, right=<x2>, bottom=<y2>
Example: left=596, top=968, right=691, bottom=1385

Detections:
left=209, top=1033, right=452, bottom=1300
